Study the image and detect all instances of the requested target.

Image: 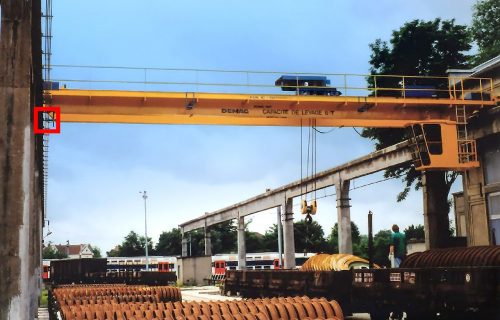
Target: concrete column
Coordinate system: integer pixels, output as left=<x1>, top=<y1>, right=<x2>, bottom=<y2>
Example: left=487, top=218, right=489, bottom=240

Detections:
left=422, top=171, right=452, bottom=249
left=462, top=169, right=490, bottom=246
left=204, top=227, right=212, bottom=256
left=181, top=231, right=189, bottom=257
left=282, top=198, right=296, bottom=269
left=237, top=216, right=246, bottom=270
left=277, top=206, right=283, bottom=268
left=335, top=179, right=352, bottom=254
left=0, top=2, right=42, bottom=319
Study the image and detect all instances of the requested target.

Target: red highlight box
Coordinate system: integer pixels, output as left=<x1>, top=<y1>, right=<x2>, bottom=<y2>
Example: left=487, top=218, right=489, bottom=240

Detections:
left=34, top=106, right=61, bottom=134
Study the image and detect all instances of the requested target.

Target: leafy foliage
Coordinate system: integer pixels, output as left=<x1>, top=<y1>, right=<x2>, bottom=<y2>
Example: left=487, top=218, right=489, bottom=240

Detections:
left=91, top=246, right=102, bottom=258
left=106, top=231, right=153, bottom=257
left=211, top=220, right=237, bottom=254
left=470, top=0, right=500, bottom=64
left=155, top=228, right=182, bottom=256
left=261, top=224, right=280, bottom=252
left=245, top=231, right=265, bottom=252
left=363, top=19, right=469, bottom=202
left=42, top=245, right=68, bottom=259
left=293, top=220, right=328, bottom=253
left=327, top=222, right=362, bottom=253
left=404, top=224, right=425, bottom=240
left=373, top=230, right=392, bottom=267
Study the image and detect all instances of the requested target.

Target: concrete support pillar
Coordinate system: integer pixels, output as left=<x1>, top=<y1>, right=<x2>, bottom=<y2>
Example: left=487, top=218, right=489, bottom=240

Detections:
left=462, top=169, right=490, bottom=246
left=237, top=216, right=246, bottom=270
left=335, top=179, right=352, bottom=254
left=282, top=198, right=296, bottom=269
left=0, top=2, right=43, bottom=319
left=181, top=231, right=189, bottom=257
left=277, top=206, right=283, bottom=268
left=204, top=227, right=212, bottom=256
left=422, top=171, right=452, bottom=249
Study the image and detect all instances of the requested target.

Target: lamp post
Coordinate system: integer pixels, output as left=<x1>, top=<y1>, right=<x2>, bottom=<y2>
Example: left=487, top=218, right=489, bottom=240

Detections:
left=139, top=191, right=149, bottom=271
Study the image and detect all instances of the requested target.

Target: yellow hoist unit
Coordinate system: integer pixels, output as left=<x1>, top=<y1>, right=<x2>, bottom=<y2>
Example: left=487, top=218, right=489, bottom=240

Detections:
left=301, top=200, right=317, bottom=215
left=301, top=200, right=317, bottom=224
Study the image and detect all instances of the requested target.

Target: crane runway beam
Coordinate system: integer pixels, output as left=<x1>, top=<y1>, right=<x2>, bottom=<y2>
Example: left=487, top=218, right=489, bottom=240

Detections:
left=44, top=89, right=495, bottom=127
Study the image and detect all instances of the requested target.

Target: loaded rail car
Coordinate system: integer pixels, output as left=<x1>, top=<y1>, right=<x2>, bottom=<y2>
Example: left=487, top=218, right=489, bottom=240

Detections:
left=224, top=246, right=500, bottom=319
left=352, top=266, right=499, bottom=319
left=49, top=258, right=177, bottom=285
left=275, top=75, right=342, bottom=96
left=224, top=269, right=353, bottom=314
left=50, top=258, right=107, bottom=284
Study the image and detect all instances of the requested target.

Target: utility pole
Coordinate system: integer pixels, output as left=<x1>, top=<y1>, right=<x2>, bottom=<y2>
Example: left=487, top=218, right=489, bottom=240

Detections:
left=140, top=191, right=149, bottom=271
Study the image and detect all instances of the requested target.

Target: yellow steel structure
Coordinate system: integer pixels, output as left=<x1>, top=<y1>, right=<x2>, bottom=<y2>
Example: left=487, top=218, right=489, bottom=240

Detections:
left=44, top=88, right=495, bottom=171
left=44, top=89, right=494, bottom=127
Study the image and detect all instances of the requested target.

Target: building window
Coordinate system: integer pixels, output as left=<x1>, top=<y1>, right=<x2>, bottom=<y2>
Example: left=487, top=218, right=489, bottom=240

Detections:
left=488, top=192, right=500, bottom=245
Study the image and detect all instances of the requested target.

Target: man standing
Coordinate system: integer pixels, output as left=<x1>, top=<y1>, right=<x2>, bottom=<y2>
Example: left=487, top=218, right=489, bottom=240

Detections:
left=389, top=224, right=406, bottom=268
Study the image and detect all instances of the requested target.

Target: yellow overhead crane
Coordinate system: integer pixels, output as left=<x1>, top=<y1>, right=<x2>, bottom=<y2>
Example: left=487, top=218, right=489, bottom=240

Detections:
left=43, top=72, right=496, bottom=171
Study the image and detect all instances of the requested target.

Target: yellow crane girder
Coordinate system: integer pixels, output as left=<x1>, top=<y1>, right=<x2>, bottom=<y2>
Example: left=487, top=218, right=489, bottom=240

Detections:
left=44, top=89, right=495, bottom=128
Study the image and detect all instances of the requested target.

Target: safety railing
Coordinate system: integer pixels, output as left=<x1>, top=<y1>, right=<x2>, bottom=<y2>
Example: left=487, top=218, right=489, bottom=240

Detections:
left=45, top=65, right=494, bottom=101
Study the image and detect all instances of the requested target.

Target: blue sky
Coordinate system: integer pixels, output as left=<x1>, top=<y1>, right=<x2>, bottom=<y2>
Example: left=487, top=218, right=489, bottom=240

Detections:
left=45, top=0, right=477, bottom=254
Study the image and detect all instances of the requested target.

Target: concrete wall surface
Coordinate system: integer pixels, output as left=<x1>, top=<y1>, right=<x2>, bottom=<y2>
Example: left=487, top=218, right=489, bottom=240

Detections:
left=178, top=256, right=212, bottom=286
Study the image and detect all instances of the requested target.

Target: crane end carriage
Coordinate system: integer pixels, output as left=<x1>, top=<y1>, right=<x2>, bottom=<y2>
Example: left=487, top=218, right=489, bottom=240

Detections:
left=406, top=121, right=479, bottom=171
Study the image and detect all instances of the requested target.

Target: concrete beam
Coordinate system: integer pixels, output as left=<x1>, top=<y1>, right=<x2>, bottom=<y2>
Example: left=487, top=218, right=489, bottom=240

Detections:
left=179, top=141, right=412, bottom=232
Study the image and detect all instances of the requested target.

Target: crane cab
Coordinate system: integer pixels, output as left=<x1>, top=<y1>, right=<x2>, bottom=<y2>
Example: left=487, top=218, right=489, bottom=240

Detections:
left=407, top=122, right=479, bottom=171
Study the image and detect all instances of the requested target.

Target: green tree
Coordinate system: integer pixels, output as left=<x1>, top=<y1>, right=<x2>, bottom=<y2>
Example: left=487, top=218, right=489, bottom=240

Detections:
left=156, top=228, right=182, bottom=256
left=185, top=229, right=205, bottom=256
left=106, top=246, right=121, bottom=257
left=404, top=224, right=425, bottom=240
left=261, top=224, right=279, bottom=252
left=91, top=246, right=102, bottom=258
left=373, top=229, right=392, bottom=267
left=353, top=235, right=369, bottom=260
left=107, top=231, right=153, bottom=257
left=294, top=220, right=327, bottom=253
left=363, top=19, right=470, bottom=247
left=327, top=221, right=362, bottom=253
left=245, top=231, right=265, bottom=252
left=470, top=0, right=500, bottom=64
left=211, top=220, right=237, bottom=254
left=42, top=246, right=68, bottom=259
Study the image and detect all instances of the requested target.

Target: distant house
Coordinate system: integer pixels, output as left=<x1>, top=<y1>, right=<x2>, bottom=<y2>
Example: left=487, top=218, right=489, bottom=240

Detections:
left=53, top=243, right=94, bottom=259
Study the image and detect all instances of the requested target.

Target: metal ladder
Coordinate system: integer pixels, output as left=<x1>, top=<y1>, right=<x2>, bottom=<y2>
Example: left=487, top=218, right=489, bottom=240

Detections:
left=455, top=105, right=477, bottom=164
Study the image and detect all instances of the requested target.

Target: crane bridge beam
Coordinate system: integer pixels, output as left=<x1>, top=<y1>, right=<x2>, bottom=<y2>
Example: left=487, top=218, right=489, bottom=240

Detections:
left=44, top=89, right=495, bottom=127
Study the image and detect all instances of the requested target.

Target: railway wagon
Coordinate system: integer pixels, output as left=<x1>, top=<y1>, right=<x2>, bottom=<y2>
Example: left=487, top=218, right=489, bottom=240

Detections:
left=50, top=258, right=107, bottom=284
left=50, top=258, right=177, bottom=285
left=224, top=269, right=353, bottom=314
left=352, top=266, right=499, bottom=319
left=224, top=246, right=500, bottom=319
